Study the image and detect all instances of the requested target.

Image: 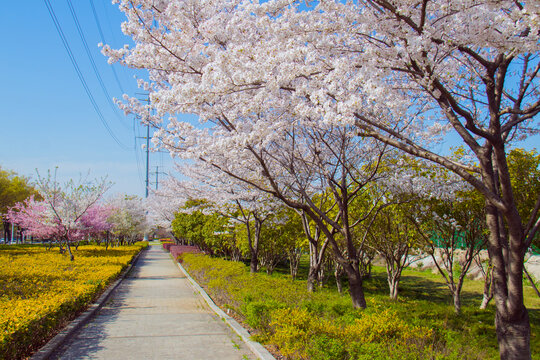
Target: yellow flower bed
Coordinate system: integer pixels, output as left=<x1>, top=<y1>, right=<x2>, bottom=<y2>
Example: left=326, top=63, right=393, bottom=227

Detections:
left=0, top=242, right=147, bottom=360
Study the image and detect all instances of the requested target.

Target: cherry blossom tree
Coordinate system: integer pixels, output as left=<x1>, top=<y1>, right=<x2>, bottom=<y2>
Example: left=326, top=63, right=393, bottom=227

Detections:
left=147, top=183, right=186, bottom=240
left=18, top=170, right=112, bottom=259
left=7, top=196, right=60, bottom=242
left=107, top=194, right=148, bottom=245
left=8, top=189, right=113, bottom=255
left=105, top=1, right=539, bottom=356
left=165, top=161, right=281, bottom=272
left=79, top=203, right=115, bottom=246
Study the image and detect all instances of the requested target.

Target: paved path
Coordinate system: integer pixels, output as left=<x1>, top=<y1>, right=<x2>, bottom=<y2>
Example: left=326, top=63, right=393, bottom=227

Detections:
left=51, top=245, right=257, bottom=360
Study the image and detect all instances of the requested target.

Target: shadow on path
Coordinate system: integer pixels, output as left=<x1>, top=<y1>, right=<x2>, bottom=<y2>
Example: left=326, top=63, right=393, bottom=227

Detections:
left=50, top=246, right=256, bottom=360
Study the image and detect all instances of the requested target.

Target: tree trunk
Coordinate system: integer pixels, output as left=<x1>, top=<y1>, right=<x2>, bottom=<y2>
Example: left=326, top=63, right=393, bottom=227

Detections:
left=319, top=260, right=330, bottom=288
left=290, top=261, right=298, bottom=280
left=480, top=265, right=494, bottom=309
left=485, top=200, right=531, bottom=359
left=245, top=215, right=261, bottom=274
left=336, top=276, right=343, bottom=294
left=388, top=275, right=399, bottom=300
left=453, top=290, right=461, bottom=314
left=335, top=263, right=344, bottom=294
left=307, top=275, right=316, bottom=292
left=343, top=264, right=367, bottom=309
left=4, top=221, right=11, bottom=244
left=480, top=292, right=492, bottom=310
left=307, top=267, right=318, bottom=292
left=495, top=311, right=531, bottom=360
left=307, top=241, right=319, bottom=291
left=288, top=250, right=301, bottom=279
left=249, top=254, right=258, bottom=273
left=66, top=241, right=75, bottom=261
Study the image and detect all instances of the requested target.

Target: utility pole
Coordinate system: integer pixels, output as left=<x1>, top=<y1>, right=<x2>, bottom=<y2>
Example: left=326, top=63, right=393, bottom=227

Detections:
left=136, top=92, right=151, bottom=241
left=150, top=166, right=167, bottom=190
left=136, top=121, right=150, bottom=198
left=135, top=93, right=151, bottom=199
left=145, top=122, right=150, bottom=198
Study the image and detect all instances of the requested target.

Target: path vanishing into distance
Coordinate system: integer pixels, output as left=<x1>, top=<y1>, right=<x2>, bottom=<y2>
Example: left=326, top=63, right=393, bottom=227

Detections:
left=50, top=244, right=258, bottom=360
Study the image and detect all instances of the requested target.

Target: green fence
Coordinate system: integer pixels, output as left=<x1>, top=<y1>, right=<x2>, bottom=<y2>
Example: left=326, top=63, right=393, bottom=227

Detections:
left=431, top=233, right=540, bottom=255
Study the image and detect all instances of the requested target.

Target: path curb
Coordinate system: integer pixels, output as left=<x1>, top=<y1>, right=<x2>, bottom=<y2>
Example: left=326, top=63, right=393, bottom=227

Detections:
left=30, top=247, right=146, bottom=360
left=173, top=254, right=276, bottom=360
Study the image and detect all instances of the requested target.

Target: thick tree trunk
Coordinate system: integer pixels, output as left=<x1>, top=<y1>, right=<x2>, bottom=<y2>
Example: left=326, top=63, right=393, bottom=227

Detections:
left=343, top=264, right=367, bottom=309
left=496, top=311, right=531, bottom=360
left=249, top=253, right=258, bottom=273
left=485, top=202, right=531, bottom=359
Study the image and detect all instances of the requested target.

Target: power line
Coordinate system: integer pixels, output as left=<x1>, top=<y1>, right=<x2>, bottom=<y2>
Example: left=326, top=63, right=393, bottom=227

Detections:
left=89, top=0, right=126, bottom=95
left=101, top=0, right=133, bottom=88
left=89, top=0, right=146, bottom=194
left=150, top=166, right=167, bottom=190
left=43, top=0, right=131, bottom=150
left=66, top=0, right=130, bottom=130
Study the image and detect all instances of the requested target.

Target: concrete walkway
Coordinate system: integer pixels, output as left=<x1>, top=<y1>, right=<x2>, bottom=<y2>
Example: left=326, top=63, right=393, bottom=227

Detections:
left=50, top=245, right=257, bottom=360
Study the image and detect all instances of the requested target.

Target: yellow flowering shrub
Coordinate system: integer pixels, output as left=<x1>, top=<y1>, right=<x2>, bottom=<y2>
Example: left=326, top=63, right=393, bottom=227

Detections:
left=0, top=242, right=147, bottom=360
left=182, top=254, right=444, bottom=360
left=269, top=308, right=434, bottom=360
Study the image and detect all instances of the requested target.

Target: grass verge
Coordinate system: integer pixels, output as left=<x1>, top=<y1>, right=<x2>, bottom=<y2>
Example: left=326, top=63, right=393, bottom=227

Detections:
left=180, top=254, right=539, bottom=360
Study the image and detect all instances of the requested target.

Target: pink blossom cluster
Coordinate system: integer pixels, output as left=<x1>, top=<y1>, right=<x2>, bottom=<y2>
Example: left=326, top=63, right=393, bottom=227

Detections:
left=7, top=197, right=115, bottom=242
left=162, top=242, right=175, bottom=251
left=162, top=242, right=203, bottom=260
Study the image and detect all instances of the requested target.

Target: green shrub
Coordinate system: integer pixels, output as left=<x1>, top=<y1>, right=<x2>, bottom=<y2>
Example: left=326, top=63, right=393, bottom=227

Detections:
left=242, top=300, right=284, bottom=333
left=308, top=335, right=348, bottom=360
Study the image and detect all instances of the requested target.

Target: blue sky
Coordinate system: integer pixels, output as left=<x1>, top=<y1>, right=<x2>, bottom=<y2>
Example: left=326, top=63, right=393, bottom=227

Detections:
left=0, top=1, right=168, bottom=197
left=1, top=2, right=537, bottom=200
